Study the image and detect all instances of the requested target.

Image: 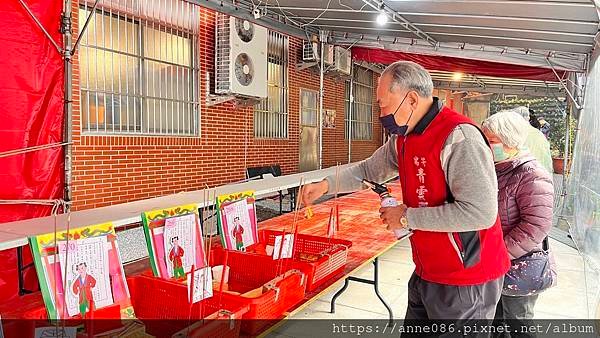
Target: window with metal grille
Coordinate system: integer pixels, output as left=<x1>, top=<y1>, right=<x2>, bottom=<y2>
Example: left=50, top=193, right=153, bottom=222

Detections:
left=254, top=31, right=288, bottom=139
left=78, top=0, right=200, bottom=136
left=345, top=65, right=374, bottom=140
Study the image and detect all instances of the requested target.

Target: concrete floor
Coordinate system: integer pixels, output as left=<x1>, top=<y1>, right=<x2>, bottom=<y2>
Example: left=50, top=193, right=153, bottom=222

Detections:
left=270, top=238, right=589, bottom=337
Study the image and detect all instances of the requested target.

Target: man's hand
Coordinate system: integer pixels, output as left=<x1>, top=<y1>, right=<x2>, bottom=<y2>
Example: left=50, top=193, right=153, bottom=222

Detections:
left=379, top=204, right=408, bottom=231
left=300, top=180, right=329, bottom=207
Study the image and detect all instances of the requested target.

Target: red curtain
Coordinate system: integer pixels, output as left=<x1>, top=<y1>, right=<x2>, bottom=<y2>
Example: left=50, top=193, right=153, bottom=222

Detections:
left=352, top=47, right=563, bottom=82
left=0, top=0, right=64, bottom=301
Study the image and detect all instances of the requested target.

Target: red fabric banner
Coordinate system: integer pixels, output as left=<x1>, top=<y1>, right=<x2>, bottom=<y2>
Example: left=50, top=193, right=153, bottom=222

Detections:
left=352, top=47, right=563, bottom=82
left=0, top=0, right=64, bottom=301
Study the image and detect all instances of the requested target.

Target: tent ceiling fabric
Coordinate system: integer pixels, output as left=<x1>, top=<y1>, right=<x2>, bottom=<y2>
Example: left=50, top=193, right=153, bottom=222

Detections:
left=429, top=70, right=563, bottom=97
left=351, top=47, right=564, bottom=81
left=355, top=61, right=564, bottom=96
left=259, top=0, right=598, bottom=71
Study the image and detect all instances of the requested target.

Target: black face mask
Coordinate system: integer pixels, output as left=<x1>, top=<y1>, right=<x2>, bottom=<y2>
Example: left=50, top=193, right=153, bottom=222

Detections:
left=379, top=92, right=414, bottom=136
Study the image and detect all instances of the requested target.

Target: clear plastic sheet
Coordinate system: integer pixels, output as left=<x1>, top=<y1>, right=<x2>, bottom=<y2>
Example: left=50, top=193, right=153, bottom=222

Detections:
left=568, top=48, right=600, bottom=317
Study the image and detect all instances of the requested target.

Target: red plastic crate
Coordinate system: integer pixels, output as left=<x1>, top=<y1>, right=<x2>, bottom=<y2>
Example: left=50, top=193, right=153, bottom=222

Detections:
left=0, top=293, right=46, bottom=338
left=127, top=274, right=249, bottom=338
left=252, top=230, right=352, bottom=292
left=0, top=293, right=120, bottom=337
left=209, top=248, right=307, bottom=335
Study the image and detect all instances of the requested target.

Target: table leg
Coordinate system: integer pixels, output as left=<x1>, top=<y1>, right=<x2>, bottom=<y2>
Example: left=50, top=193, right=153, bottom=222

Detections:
left=17, top=246, right=34, bottom=296
left=329, top=257, right=394, bottom=326
left=373, top=257, right=394, bottom=326
left=290, top=189, right=296, bottom=212
left=329, top=277, right=349, bottom=314
left=279, top=190, right=283, bottom=215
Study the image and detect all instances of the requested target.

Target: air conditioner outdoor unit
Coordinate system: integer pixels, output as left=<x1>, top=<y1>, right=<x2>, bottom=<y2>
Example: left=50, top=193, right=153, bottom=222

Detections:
left=303, top=40, right=319, bottom=61
left=303, top=42, right=335, bottom=65
left=333, top=46, right=351, bottom=75
left=215, top=14, right=268, bottom=98
left=323, top=44, right=335, bottom=65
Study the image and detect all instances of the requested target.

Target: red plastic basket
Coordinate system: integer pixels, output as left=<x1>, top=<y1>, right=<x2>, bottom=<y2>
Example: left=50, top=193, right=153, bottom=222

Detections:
left=253, top=230, right=352, bottom=292
left=127, top=274, right=249, bottom=338
left=210, top=248, right=307, bottom=335
left=0, top=292, right=122, bottom=337
left=0, top=293, right=46, bottom=338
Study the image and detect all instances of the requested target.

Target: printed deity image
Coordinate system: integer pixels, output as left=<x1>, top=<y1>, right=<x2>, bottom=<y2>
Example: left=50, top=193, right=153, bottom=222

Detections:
left=60, top=237, right=114, bottom=318
left=218, top=191, right=259, bottom=251
left=163, top=214, right=199, bottom=279
left=168, top=236, right=185, bottom=279
left=141, top=205, right=207, bottom=279
left=231, top=216, right=245, bottom=250
left=29, top=222, right=133, bottom=320
left=71, top=262, right=97, bottom=318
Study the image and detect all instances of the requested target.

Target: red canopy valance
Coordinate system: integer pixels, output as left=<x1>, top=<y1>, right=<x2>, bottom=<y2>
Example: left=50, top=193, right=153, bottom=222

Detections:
left=352, top=47, right=563, bottom=82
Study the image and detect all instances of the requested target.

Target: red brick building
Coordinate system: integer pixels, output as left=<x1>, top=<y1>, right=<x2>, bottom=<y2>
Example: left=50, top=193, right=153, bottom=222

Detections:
left=70, top=1, right=384, bottom=211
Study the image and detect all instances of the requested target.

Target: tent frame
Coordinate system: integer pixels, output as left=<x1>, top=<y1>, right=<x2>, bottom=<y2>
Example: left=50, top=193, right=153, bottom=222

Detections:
left=11, top=0, right=599, bottom=296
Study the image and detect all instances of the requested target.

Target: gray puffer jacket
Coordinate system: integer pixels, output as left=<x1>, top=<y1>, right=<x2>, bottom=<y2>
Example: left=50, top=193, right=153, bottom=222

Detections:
left=495, top=155, right=554, bottom=259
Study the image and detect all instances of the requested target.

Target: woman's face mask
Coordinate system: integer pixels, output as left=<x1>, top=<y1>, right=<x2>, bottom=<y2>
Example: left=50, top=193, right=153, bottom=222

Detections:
left=491, top=143, right=508, bottom=162
left=491, top=142, right=519, bottom=162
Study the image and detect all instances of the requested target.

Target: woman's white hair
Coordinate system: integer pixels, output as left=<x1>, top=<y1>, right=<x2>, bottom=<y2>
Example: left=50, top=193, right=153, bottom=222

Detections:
left=512, top=106, right=530, bottom=120
left=481, top=110, right=529, bottom=149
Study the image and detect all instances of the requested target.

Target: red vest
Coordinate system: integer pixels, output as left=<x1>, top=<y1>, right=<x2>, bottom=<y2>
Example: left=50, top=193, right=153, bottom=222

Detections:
left=398, top=106, right=510, bottom=286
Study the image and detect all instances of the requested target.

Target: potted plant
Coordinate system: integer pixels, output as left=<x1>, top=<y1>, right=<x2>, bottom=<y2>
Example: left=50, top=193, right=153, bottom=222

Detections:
left=549, top=117, right=577, bottom=175
left=551, top=148, right=565, bottom=174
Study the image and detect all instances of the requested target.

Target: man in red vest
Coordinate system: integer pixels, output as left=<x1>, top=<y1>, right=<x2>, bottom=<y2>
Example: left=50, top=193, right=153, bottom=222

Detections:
left=302, top=61, right=510, bottom=323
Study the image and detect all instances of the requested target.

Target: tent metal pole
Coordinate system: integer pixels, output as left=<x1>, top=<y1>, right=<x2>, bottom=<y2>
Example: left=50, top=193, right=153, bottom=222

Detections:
left=562, top=103, right=571, bottom=187
left=72, top=0, right=101, bottom=52
left=18, top=0, right=62, bottom=54
left=62, top=0, right=73, bottom=210
left=318, top=30, right=327, bottom=169
left=546, top=58, right=582, bottom=110
left=348, top=64, right=354, bottom=164
left=561, top=71, right=585, bottom=189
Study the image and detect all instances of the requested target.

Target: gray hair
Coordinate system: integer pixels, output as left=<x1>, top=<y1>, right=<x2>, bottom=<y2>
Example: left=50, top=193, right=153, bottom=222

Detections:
left=481, top=110, right=529, bottom=149
left=382, top=61, right=434, bottom=97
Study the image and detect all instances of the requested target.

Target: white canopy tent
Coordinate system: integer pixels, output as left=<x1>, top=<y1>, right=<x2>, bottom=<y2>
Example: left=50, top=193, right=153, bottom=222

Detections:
left=198, top=0, right=597, bottom=110
left=8, top=0, right=600, bottom=317
left=218, top=0, right=598, bottom=70
left=196, top=0, right=600, bottom=316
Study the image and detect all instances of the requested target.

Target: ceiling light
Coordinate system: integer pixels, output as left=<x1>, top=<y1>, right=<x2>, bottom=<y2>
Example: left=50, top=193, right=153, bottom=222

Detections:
left=376, top=12, right=388, bottom=25
left=377, top=12, right=387, bottom=26
left=452, top=72, right=463, bottom=81
left=376, top=4, right=388, bottom=26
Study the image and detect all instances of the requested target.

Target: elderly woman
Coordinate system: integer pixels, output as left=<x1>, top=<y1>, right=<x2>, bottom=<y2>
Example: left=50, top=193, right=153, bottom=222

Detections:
left=481, top=111, right=555, bottom=325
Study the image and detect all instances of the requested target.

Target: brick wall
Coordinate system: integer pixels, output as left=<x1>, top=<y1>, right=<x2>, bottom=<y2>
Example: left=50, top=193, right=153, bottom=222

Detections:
left=70, top=3, right=383, bottom=211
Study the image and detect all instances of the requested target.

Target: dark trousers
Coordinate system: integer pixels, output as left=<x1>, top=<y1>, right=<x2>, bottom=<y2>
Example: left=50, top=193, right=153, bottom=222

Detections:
left=405, top=272, right=503, bottom=320
left=404, top=272, right=503, bottom=337
left=492, top=294, right=539, bottom=338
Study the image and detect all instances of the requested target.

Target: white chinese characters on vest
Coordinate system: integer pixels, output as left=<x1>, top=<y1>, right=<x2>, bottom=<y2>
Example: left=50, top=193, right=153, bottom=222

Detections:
left=414, top=156, right=429, bottom=207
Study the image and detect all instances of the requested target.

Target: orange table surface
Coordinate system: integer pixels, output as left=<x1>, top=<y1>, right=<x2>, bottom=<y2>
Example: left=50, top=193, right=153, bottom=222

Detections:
left=257, top=183, right=407, bottom=313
